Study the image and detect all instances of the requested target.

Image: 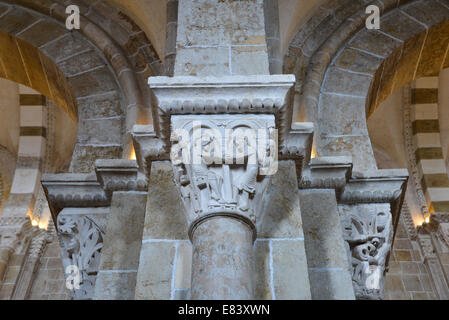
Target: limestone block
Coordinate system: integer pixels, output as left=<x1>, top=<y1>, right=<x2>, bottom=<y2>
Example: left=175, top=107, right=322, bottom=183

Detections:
left=258, top=161, right=304, bottom=239
left=175, top=47, right=230, bottom=77
left=94, top=271, right=137, bottom=300
left=253, top=240, right=271, bottom=299
left=143, top=161, right=188, bottom=240
left=176, top=0, right=266, bottom=47
left=76, top=91, right=123, bottom=119
left=57, top=50, right=106, bottom=77
left=231, top=47, right=269, bottom=75
left=77, top=117, right=123, bottom=145
left=299, top=189, right=355, bottom=300
left=134, top=241, right=176, bottom=300
left=69, top=67, right=118, bottom=98
left=98, top=192, right=147, bottom=271
left=272, top=240, right=311, bottom=300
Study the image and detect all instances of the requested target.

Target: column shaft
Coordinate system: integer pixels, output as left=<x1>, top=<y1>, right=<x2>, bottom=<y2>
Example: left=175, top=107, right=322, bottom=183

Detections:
left=191, top=217, right=254, bottom=300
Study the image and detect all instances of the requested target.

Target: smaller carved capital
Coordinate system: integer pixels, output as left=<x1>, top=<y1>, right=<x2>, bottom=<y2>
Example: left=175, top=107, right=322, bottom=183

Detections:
left=57, top=208, right=108, bottom=300
left=339, top=203, right=393, bottom=300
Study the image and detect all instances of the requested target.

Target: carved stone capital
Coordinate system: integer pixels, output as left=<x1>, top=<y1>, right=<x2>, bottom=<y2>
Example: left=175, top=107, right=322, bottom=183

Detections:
left=57, top=208, right=108, bottom=300
left=338, top=203, right=393, bottom=300
left=170, top=114, right=277, bottom=240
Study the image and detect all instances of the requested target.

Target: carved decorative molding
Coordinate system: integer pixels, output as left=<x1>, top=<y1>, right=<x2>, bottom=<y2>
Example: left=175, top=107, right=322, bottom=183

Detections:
left=94, top=159, right=148, bottom=197
left=339, top=203, right=393, bottom=300
left=299, top=156, right=352, bottom=193
left=57, top=208, right=108, bottom=300
left=133, top=76, right=314, bottom=184
left=149, top=75, right=296, bottom=146
left=42, top=159, right=148, bottom=225
left=42, top=173, right=109, bottom=221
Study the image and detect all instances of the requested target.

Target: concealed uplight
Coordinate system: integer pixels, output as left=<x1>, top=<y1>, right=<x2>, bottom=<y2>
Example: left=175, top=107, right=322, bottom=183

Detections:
left=425, top=216, right=430, bottom=224
left=38, top=220, right=49, bottom=230
left=129, top=147, right=136, bottom=160
left=31, top=220, right=38, bottom=227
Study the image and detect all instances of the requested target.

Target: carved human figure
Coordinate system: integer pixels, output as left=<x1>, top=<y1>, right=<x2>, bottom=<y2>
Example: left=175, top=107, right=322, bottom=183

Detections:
left=234, top=164, right=258, bottom=212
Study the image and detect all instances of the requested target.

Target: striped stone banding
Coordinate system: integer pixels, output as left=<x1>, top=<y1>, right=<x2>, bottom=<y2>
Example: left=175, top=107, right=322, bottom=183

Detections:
left=7, top=86, right=47, bottom=219
left=411, top=77, right=449, bottom=214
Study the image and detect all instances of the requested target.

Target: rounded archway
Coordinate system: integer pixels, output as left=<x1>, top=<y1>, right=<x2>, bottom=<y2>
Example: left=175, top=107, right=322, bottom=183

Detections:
left=285, top=0, right=449, bottom=173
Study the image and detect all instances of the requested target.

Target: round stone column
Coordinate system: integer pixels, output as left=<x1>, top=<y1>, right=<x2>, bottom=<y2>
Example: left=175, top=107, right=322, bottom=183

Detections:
left=190, top=215, right=255, bottom=300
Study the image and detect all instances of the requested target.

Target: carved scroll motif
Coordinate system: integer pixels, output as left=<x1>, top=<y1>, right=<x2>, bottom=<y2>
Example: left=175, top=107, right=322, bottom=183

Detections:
left=57, top=214, right=105, bottom=300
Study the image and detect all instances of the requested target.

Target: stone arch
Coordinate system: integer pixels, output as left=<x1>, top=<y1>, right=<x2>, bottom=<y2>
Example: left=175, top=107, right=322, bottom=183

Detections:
left=0, top=0, right=163, bottom=172
left=285, top=0, right=449, bottom=173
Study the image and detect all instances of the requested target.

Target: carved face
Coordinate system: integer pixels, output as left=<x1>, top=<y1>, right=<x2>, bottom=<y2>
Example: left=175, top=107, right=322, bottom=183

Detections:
left=57, top=216, right=80, bottom=254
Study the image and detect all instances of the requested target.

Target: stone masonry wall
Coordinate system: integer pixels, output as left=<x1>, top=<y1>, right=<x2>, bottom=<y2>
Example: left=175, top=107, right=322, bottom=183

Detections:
left=27, top=236, right=70, bottom=300
left=384, top=216, right=438, bottom=300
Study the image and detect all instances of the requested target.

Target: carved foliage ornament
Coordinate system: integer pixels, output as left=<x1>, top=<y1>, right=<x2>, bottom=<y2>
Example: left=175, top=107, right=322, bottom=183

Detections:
left=339, top=203, right=393, bottom=300
left=57, top=214, right=104, bottom=300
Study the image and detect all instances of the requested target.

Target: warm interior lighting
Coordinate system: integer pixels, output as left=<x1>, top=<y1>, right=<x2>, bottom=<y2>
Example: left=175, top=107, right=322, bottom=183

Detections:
left=38, top=220, right=49, bottom=230
left=31, top=219, right=38, bottom=227
left=129, top=147, right=136, bottom=160
left=311, top=146, right=317, bottom=159
left=425, top=216, right=430, bottom=224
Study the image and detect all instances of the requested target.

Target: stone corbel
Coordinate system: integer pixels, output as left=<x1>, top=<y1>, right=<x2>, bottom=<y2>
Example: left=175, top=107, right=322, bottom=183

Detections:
left=94, top=159, right=148, bottom=198
left=299, top=156, right=353, bottom=195
left=336, top=169, right=409, bottom=300
left=41, top=159, right=147, bottom=300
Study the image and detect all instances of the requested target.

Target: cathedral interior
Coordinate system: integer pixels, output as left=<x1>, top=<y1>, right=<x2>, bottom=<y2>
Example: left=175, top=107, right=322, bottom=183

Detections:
left=0, top=0, right=449, bottom=301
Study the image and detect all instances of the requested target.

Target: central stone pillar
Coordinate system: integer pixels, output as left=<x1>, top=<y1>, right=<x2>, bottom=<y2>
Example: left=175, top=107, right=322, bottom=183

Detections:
left=170, top=114, right=276, bottom=299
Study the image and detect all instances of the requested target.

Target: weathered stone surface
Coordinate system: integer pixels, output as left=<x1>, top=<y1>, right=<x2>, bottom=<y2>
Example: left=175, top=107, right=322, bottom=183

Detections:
left=253, top=240, right=271, bottom=300
left=57, top=50, right=106, bottom=77
left=134, top=241, right=175, bottom=300
left=77, top=117, right=123, bottom=145
left=0, top=7, right=39, bottom=35
left=258, top=161, right=304, bottom=239
left=77, top=91, right=123, bottom=119
left=70, top=145, right=122, bottom=173
left=299, top=189, right=355, bottom=300
left=98, top=192, right=147, bottom=271
left=69, top=67, right=118, bottom=98
left=17, top=20, right=67, bottom=48
left=349, top=29, right=401, bottom=58
left=142, top=161, right=188, bottom=240
left=94, top=272, right=137, bottom=300
left=272, top=240, right=311, bottom=300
